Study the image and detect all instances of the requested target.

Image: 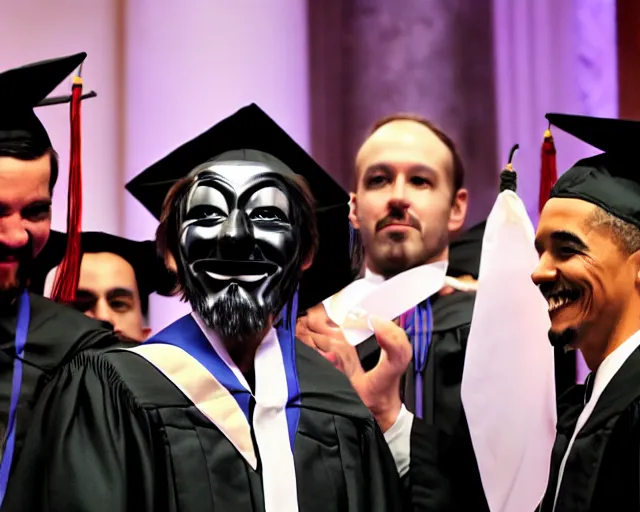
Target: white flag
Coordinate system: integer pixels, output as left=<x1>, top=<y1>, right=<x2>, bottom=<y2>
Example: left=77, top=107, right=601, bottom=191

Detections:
left=322, top=261, right=448, bottom=346
left=461, top=190, right=557, bottom=512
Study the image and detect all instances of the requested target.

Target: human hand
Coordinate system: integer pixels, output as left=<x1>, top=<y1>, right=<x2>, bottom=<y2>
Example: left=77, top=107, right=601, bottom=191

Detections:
left=297, top=308, right=412, bottom=432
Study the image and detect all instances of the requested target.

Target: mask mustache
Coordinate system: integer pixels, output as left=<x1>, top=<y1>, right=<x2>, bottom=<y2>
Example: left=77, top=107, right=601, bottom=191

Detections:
left=375, top=212, right=421, bottom=233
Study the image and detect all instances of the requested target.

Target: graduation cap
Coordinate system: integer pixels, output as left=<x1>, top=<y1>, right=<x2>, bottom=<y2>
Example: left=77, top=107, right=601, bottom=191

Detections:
left=126, top=103, right=352, bottom=312
left=31, top=231, right=177, bottom=316
left=546, top=113, right=640, bottom=229
left=0, top=52, right=94, bottom=147
left=448, top=220, right=486, bottom=279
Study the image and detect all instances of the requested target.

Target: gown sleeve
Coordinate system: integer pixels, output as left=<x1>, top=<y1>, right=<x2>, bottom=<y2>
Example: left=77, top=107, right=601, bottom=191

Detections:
left=358, top=418, right=406, bottom=512
left=2, top=351, right=159, bottom=512
left=405, top=417, right=455, bottom=511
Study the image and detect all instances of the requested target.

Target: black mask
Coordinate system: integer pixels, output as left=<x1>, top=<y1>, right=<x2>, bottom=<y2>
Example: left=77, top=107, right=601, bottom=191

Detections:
left=178, top=160, right=301, bottom=345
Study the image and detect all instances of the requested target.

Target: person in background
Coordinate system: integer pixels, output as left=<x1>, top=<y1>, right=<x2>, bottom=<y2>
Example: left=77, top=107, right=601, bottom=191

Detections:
left=297, top=113, right=489, bottom=511
left=31, top=230, right=176, bottom=342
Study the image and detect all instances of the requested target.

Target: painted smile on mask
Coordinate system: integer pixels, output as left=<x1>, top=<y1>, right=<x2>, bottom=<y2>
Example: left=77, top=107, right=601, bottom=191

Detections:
left=178, top=161, right=300, bottom=341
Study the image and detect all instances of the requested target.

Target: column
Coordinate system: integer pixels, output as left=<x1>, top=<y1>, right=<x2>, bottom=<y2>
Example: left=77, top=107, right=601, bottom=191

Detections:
left=123, top=0, right=311, bottom=332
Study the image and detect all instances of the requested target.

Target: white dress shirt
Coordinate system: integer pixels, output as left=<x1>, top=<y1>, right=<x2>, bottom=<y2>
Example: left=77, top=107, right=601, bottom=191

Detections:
left=362, top=267, right=414, bottom=477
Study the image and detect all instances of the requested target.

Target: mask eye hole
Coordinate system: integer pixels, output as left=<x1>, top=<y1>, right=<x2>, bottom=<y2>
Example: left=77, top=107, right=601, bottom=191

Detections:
left=186, top=205, right=225, bottom=221
left=249, top=207, right=287, bottom=223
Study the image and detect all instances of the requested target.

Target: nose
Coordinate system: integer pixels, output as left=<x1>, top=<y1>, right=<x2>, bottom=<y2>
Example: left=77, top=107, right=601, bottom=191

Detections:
left=531, top=254, right=557, bottom=286
left=0, top=214, right=29, bottom=250
left=388, top=177, right=411, bottom=211
left=218, top=209, right=255, bottom=260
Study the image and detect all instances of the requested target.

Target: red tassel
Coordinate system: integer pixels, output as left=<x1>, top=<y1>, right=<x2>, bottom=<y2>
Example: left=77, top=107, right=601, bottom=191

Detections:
left=539, top=128, right=557, bottom=214
left=50, top=75, right=84, bottom=304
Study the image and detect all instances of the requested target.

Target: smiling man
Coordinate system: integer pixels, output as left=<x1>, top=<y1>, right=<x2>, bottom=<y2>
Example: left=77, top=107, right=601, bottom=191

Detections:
left=534, top=113, right=640, bottom=512
left=3, top=104, right=407, bottom=512
left=0, top=53, right=125, bottom=504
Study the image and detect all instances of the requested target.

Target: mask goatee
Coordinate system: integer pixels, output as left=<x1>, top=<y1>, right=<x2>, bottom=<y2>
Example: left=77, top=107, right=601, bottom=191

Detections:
left=188, top=281, right=269, bottom=348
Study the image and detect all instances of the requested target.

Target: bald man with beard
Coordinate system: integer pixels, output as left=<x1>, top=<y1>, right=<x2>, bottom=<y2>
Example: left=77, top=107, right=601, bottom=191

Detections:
left=297, top=114, right=489, bottom=511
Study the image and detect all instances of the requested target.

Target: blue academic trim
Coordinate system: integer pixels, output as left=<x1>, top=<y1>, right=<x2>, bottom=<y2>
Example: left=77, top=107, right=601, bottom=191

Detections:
left=404, top=299, right=433, bottom=419
left=0, top=290, right=31, bottom=507
left=275, top=291, right=302, bottom=451
left=146, top=308, right=301, bottom=452
left=146, top=315, right=252, bottom=422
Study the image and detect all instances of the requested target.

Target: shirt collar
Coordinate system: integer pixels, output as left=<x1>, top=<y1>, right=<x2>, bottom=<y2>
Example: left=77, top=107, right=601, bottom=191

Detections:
left=364, top=259, right=449, bottom=284
left=363, top=267, right=385, bottom=284
left=589, top=328, right=640, bottom=405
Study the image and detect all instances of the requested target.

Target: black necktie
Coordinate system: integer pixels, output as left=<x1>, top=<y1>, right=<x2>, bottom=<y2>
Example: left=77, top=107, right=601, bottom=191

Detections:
left=584, top=372, right=595, bottom=404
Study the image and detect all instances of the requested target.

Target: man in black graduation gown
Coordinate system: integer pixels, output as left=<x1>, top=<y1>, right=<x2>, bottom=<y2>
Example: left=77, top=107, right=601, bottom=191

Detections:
left=296, top=114, right=488, bottom=510
left=0, top=53, right=125, bottom=505
left=31, top=230, right=176, bottom=341
left=2, top=104, right=408, bottom=512
left=533, top=113, right=640, bottom=512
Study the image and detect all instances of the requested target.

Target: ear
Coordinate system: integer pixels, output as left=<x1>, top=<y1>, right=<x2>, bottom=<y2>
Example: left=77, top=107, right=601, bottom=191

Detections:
left=300, top=255, right=313, bottom=272
left=348, top=192, right=360, bottom=229
left=300, top=246, right=315, bottom=272
left=164, top=250, right=178, bottom=272
left=629, top=250, right=640, bottom=289
left=141, top=327, right=152, bottom=341
left=448, top=188, right=468, bottom=233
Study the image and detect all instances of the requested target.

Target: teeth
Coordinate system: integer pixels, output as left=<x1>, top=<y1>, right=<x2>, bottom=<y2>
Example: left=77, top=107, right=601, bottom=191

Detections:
left=547, top=295, right=575, bottom=312
left=205, top=271, right=267, bottom=283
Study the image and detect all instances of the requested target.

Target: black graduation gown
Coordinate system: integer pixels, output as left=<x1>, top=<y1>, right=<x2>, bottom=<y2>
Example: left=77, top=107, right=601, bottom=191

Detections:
left=539, top=346, right=640, bottom=512
left=2, top=337, right=405, bottom=512
left=358, top=291, right=488, bottom=511
left=0, top=293, right=121, bottom=469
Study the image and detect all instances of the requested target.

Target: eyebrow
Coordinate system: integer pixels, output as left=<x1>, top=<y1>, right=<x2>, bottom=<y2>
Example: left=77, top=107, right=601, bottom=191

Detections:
left=534, top=230, right=589, bottom=254
left=75, top=290, right=97, bottom=301
left=551, top=230, right=589, bottom=251
left=363, top=162, right=436, bottom=176
left=25, top=198, right=51, bottom=208
left=106, top=288, right=135, bottom=301
left=0, top=198, right=51, bottom=214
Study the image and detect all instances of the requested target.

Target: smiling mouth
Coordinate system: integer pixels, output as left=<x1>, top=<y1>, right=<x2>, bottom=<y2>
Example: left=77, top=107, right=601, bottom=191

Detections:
left=546, top=286, right=581, bottom=313
left=193, top=259, right=277, bottom=284
left=204, top=271, right=268, bottom=283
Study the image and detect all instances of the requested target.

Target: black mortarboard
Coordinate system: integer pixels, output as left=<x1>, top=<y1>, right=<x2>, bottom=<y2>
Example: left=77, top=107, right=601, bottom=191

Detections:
left=31, top=231, right=177, bottom=313
left=448, top=220, right=486, bottom=279
left=546, top=113, right=640, bottom=228
left=125, top=103, right=352, bottom=311
left=0, top=53, right=88, bottom=149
